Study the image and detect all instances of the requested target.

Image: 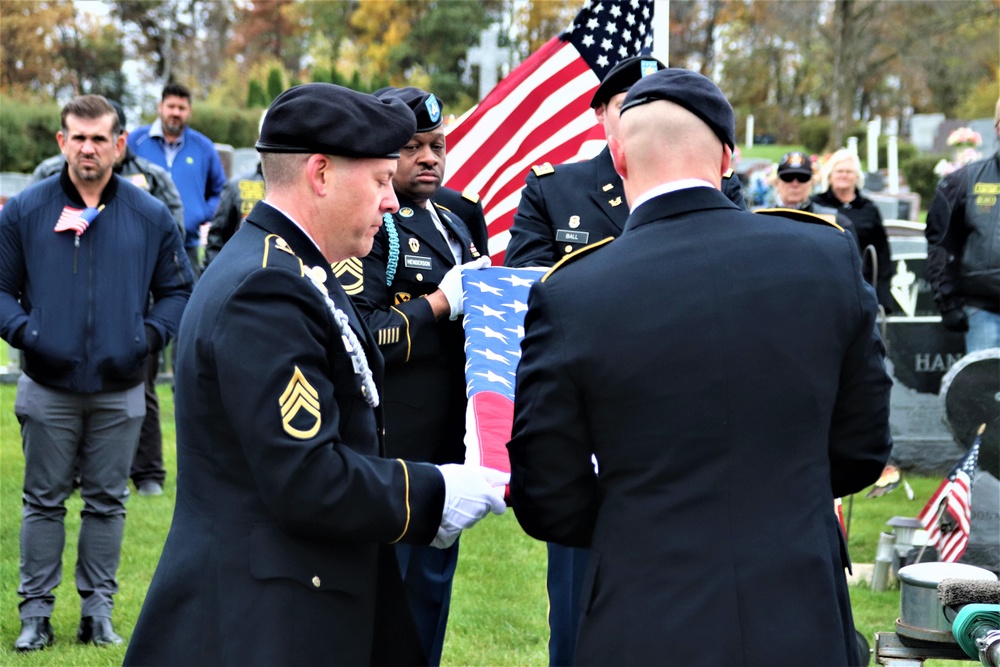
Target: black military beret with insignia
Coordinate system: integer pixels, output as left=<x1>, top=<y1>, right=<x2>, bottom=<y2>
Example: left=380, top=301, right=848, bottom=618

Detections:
left=620, top=68, right=736, bottom=150
left=590, top=55, right=666, bottom=109
left=256, top=83, right=416, bottom=159
left=375, top=87, right=443, bottom=133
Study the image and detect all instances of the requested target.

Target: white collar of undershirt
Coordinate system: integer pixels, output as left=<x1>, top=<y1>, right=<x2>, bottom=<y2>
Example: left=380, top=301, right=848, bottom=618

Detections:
left=630, top=179, right=716, bottom=213
left=262, top=201, right=324, bottom=257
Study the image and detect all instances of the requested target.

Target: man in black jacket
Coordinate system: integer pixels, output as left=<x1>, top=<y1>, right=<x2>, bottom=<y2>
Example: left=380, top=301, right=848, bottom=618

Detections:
left=32, top=99, right=186, bottom=498
left=202, top=162, right=264, bottom=270
left=1, top=95, right=193, bottom=651
left=925, top=100, right=1000, bottom=352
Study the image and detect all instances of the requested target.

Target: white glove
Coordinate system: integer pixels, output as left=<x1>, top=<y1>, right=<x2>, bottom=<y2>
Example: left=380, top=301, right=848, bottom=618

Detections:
left=437, top=257, right=491, bottom=320
left=431, top=464, right=508, bottom=548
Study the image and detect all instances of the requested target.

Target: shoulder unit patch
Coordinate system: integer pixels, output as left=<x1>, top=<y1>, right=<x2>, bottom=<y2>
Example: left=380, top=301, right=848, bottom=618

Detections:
left=332, top=257, right=365, bottom=295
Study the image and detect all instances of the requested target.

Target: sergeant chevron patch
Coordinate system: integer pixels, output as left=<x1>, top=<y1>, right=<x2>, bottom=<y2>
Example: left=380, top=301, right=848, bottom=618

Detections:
left=332, top=257, right=364, bottom=295
left=279, top=366, right=321, bottom=439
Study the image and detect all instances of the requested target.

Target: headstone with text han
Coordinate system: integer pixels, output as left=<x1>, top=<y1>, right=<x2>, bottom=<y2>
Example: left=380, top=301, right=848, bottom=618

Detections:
left=883, top=234, right=968, bottom=474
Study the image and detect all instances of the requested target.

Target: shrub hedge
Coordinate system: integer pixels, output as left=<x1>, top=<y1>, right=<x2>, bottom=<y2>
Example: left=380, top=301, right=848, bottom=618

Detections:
left=902, top=154, right=948, bottom=203
left=0, top=102, right=63, bottom=173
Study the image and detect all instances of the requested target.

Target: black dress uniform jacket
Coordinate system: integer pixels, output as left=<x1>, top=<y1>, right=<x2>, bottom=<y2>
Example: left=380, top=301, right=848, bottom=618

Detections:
left=508, top=187, right=893, bottom=666
left=124, top=202, right=445, bottom=667
left=435, top=186, right=489, bottom=261
left=339, top=195, right=482, bottom=465
left=505, top=146, right=746, bottom=267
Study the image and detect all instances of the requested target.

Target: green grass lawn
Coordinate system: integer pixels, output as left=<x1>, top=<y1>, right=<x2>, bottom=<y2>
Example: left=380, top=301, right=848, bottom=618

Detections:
left=739, top=143, right=807, bottom=163
left=0, top=383, right=952, bottom=665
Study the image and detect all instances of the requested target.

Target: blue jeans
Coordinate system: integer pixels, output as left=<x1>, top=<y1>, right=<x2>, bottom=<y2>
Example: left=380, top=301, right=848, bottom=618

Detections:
left=965, top=306, right=1000, bottom=353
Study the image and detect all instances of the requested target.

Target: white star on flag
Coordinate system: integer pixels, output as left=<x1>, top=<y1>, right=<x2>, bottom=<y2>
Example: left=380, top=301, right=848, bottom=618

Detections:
left=468, top=280, right=503, bottom=296
left=461, top=267, right=546, bottom=473
left=471, top=303, right=507, bottom=319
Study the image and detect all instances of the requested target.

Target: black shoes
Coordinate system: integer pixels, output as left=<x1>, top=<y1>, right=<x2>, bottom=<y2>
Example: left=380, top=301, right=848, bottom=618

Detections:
left=77, top=616, right=123, bottom=647
left=14, top=615, right=123, bottom=650
left=14, top=616, right=54, bottom=652
left=137, top=481, right=164, bottom=496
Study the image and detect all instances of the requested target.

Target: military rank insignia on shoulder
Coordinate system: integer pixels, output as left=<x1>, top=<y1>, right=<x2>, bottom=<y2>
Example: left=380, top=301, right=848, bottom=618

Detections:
left=755, top=208, right=845, bottom=232
left=279, top=365, right=321, bottom=439
left=532, top=162, right=555, bottom=177
left=461, top=190, right=480, bottom=204
left=541, top=236, right=614, bottom=283
left=332, top=257, right=364, bottom=295
left=723, top=168, right=735, bottom=178
left=262, top=234, right=305, bottom=273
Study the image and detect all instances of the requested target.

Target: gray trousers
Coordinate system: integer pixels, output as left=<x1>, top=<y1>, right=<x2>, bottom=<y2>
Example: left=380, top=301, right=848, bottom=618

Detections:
left=14, top=375, right=144, bottom=619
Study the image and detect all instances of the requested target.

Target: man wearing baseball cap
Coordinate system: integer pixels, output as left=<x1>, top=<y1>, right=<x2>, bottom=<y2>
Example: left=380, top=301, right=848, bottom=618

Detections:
left=124, top=84, right=507, bottom=666
left=507, top=68, right=890, bottom=665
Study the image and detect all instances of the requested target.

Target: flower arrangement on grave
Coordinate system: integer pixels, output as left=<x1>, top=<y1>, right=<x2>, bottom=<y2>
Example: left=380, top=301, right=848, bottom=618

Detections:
left=934, top=127, right=983, bottom=178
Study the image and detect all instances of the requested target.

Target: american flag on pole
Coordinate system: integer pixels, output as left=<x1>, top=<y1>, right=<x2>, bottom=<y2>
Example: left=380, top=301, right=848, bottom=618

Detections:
left=462, top=266, right=546, bottom=473
left=444, top=0, right=655, bottom=263
left=54, top=205, right=102, bottom=236
left=917, top=434, right=981, bottom=562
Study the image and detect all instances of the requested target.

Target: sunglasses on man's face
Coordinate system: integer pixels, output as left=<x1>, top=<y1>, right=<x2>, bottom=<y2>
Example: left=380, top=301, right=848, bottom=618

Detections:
left=779, top=173, right=811, bottom=184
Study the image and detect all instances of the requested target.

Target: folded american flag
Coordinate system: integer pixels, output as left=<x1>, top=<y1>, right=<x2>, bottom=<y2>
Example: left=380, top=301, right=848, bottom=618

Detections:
left=462, top=266, right=546, bottom=473
left=55, top=204, right=103, bottom=236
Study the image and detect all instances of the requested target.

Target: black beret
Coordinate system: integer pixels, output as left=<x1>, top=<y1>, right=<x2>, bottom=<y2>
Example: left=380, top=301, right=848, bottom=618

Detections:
left=256, top=83, right=417, bottom=159
left=777, top=151, right=813, bottom=177
left=375, top=87, right=443, bottom=133
left=620, top=68, right=736, bottom=150
left=590, top=55, right=666, bottom=109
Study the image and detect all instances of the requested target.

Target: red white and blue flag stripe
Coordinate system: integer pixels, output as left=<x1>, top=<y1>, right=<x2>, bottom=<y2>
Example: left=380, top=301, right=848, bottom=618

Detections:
left=462, top=266, right=546, bottom=473
left=444, top=0, right=655, bottom=263
left=54, top=205, right=102, bottom=236
left=917, top=437, right=980, bottom=562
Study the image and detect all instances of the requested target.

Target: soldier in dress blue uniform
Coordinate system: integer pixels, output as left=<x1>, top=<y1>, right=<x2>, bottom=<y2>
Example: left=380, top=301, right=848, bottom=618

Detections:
left=334, top=86, right=490, bottom=666
left=505, top=55, right=746, bottom=270
left=507, top=68, right=891, bottom=666
left=123, top=83, right=507, bottom=667
left=434, top=186, right=489, bottom=260
left=504, top=55, right=747, bottom=667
